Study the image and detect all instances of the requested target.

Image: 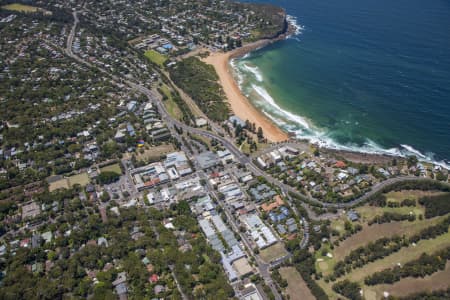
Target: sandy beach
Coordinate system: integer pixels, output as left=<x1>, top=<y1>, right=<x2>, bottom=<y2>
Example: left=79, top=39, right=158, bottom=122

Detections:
left=203, top=41, right=289, bottom=142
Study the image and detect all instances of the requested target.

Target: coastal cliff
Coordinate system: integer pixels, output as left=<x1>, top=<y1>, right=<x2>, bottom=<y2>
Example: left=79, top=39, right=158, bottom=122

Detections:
left=239, top=2, right=289, bottom=41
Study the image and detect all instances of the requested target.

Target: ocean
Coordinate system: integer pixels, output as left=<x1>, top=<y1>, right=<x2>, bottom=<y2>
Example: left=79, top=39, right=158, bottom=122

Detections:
left=235, top=0, right=450, bottom=168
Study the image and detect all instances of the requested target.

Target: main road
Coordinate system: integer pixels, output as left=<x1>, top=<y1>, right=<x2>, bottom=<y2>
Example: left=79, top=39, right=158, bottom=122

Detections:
left=66, top=11, right=445, bottom=214
left=66, top=10, right=285, bottom=298
left=65, top=9, right=450, bottom=299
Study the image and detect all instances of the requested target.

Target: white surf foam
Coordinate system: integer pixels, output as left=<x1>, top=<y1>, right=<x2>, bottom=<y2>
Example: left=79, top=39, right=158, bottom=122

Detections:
left=229, top=38, right=449, bottom=170
left=251, top=84, right=311, bottom=129
left=242, top=63, right=263, bottom=82
left=400, top=144, right=427, bottom=158
left=241, top=53, right=251, bottom=60
left=230, top=59, right=245, bottom=87
left=259, top=98, right=450, bottom=169
left=286, top=14, right=305, bottom=37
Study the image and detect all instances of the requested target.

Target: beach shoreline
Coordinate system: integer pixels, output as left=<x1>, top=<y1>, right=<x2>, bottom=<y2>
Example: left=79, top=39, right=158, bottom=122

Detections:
left=201, top=21, right=450, bottom=169
left=203, top=35, right=292, bottom=142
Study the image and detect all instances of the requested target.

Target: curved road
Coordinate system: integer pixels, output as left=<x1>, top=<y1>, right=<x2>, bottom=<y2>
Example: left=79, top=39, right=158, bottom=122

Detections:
left=65, top=10, right=450, bottom=299
left=66, top=10, right=446, bottom=213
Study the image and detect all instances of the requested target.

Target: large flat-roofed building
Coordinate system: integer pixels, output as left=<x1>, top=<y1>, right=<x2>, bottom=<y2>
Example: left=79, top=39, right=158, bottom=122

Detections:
left=164, top=151, right=188, bottom=168
left=243, top=214, right=277, bottom=249
left=241, top=283, right=264, bottom=300
left=196, top=151, right=219, bottom=169
left=232, top=257, right=253, bottom=277
left=22, top=202, right=41, bottom=219
left=198, top=219, right=215, bottom=238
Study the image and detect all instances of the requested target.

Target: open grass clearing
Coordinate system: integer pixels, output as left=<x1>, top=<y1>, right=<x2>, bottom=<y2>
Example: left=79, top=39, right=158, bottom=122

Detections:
left=68, top=172, right=90, bottom=187
left=369, top=261, right=450, bottom=299
left=344, top=230, right=450, bottom=283
left=333, top=215, right=447, bottom=261
left=385, top=190, right=445, bottom=203
left=316, top=279, right=343, bottom=300
left=189, top=133, right=211, bottom=149
left=127, top=144, right=175, bottom=162
left=48, top=178, right=69, bottom=192
left=239, top=140, right=270, bottom=155
left=144, top=50, right=167, bottom=67
left=330, top=218, right=346, bottom=235
left=2, top=3, right=50, bottom=14
left=279, top=267, right=315, bottom=300
left=100, top=163, right=122, bottom=175
left=161, top=84, right=183, bottom=120
left=356, top=204, right=424, bottom=222
left=166, top=98, right=183, bottom=120
left=259, top=242, right=288, bottom=263
left=315, top=244, right=336, bottom=276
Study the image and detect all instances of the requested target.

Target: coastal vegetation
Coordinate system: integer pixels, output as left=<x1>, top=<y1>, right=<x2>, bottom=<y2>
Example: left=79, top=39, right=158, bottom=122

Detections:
left=157, top=74, right=195, bottom=124
left=240, top=3, right=287, bottom=40
left=157, top=84, right=183, bottom=120
left=169, top=57, right=229, bottom=122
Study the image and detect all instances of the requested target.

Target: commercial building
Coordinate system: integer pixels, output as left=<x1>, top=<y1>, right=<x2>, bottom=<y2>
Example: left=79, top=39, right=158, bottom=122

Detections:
left=243, top=214, right=277, bottom=249
left=197, top=151, right=219, bottom=169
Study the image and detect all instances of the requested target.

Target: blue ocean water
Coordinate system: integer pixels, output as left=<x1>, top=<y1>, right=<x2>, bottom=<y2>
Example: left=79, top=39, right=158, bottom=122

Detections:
left=236, top=0, right=450, bottom=167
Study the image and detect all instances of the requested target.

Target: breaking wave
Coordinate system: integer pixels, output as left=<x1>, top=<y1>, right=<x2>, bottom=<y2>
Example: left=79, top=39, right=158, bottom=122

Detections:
left=286, top=14, right=305, bottom=37
left=251, top=84, right=311, bottom=129
left=243, top=77, right=449, bottom=169
left=228, top=17, right=449, bottom=170
left=242, top=63, right=263, bottom=82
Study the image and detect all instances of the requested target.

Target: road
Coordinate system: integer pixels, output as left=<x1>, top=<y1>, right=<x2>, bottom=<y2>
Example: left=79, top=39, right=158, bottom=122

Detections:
left=169, top=265, right=188, bottom=300
left=66, top=10, right=449, bottom=298
left=200, top=170, right=283, bottom=300
left=67, top=11, right=283, bottom=298
left=66, top=10, right=448, bottom=212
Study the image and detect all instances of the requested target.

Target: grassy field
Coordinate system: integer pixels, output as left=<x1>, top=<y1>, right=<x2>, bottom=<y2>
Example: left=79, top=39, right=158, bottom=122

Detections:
left=319, top=231, right=450, bottom=299
left=161, top=84, right=182, bottom=120
left=333, top=215, right=446, bottom=261
left=100, top=163, right=122, bottom=175
left=2, top=3, right=51, bottom=14
left=144, top=50, right=167, bottom=67
left=279, top=267, right=315, bottom=300
left=345, top=230, right=450, bottom=283
left=68, top=173, right=90, bottom=187
left=240, top=140, right=270, bottom=155
left=385, top=190, right=443, bottom=203
left=315, top=244, right=337, bottom=276
left=356, top=190, right=447, bottom=221
left=370, top=261, right=450, bottom=298
left=318, top=190, right=450, bottom=299
left=126, top=144, right=175, bottom=162
left=259, top=242, right=288, bottom=263
left=317, top=279, right=343, bottom=300
left=190, top=133, right=211, bottom=150
left=356, top=205, right=424, bottom=221
left=330, top=218, right=346, bottom=235
left=48, top=178, right=69, bottom=192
